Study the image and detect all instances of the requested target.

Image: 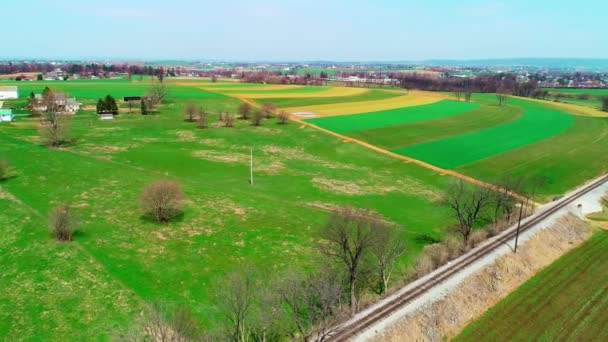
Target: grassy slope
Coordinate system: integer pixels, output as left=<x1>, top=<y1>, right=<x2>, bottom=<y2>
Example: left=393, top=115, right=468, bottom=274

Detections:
left=455, top=230, right=608, bottom=341
left=0, top=84, right=454, bottom=338
left=307, top=100, right=479, bottom=134
left=395, top=98, right=573, bottom=169
left=348, top=103, right=523, bottom=149
left=253, top=89, right=401, bottom=108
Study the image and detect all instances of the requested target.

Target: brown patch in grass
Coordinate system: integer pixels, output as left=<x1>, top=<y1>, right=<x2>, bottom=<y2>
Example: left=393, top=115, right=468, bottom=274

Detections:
left=310, top=175, right=441, bottom=200
left=175, top=130, right=196, bottom=142
left=312, top=178, right=363, bottom=195
left=373, top=215, right=593, bottom=342
left=199, top=138, right=225, bottom=147
left=0, top=187, right=18, bottom=202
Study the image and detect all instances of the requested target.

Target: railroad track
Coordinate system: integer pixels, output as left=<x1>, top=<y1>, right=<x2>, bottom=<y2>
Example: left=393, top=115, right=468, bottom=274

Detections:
left=328, top=174, right=608, bottom=342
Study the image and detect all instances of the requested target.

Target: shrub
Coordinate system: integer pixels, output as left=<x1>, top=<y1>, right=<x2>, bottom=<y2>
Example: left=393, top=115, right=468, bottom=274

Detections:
left=251, top=110, right=264, bottom=126
left=238, top=102, right=252, bottom=120
left=467, top=229, right=489, bottom=249
left=140, top=180, right=184, bottom=223
left=223, top=113, right=235, bottom=127
left=426, top=243, right=450, bottom=266
left=49, top=205, right=74, bottom=241
left=261, top=102, right=276, bottom=118
left=184, top=103, right=197, bottom=122
left=277, top=110, right=289, bottom=125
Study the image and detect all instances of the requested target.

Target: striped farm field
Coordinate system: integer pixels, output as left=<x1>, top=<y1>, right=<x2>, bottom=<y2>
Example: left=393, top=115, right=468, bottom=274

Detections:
left=395, top=97, right=573, bottom=169
left=290, top=91, right=447, bottom=117
left=457, top=112, right=608, bottom=200
left=221, top=86, right=368, bottom=99
left=455, top=230, right=608, bottom=341
left=253, top=89, right=402, bottom=108
left=218, top=85, right=328, bottom=94
left=307, top=100, right=478, bottom=134
left=203, top=84, right=302, bottom=91
left=348, top=103, right=523, bottom=149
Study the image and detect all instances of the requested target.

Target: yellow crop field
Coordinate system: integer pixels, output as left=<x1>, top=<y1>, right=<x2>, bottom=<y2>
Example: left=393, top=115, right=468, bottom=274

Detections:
left=203, top=84, right=302, bottom=91
left=225, top=86, right=369, bottom=99
left=284, top=91, right=448, bottom=117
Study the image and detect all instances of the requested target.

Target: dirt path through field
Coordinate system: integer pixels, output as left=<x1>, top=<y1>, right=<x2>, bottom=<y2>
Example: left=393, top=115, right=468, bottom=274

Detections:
left=232, top=95, right=537, bottom=204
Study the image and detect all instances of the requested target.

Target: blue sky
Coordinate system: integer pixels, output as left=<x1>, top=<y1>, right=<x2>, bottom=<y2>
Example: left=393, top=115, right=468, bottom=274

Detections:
left=4, top=0, right=607, bottom=61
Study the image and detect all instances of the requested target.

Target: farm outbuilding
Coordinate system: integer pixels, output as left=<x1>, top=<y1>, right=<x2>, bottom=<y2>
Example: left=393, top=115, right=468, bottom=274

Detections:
left=0, top=109, right=15, bottom=122
left=0, top=86, right=18, bottom=99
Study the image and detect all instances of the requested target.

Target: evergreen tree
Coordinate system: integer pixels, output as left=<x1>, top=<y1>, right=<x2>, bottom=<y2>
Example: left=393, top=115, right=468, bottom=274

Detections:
left=96, top=99, right=105, bottom=114
left=104, top=95, right=119, bottom=115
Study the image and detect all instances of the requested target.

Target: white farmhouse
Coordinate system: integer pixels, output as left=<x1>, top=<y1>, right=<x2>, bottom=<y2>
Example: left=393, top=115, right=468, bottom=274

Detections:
left=0, top=86, right=18, bottom=100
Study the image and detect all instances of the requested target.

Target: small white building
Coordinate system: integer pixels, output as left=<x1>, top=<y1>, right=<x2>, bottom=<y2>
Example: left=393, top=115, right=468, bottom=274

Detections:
left=99, top=113, right=114, bottom=120
left=0, top=86, right=18, bottom=100
left=0, top=109, right=14, bottom=122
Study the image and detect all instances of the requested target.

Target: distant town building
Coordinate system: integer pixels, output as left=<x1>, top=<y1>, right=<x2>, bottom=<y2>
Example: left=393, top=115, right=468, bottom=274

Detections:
left=0, top=86, right=18, bottom=100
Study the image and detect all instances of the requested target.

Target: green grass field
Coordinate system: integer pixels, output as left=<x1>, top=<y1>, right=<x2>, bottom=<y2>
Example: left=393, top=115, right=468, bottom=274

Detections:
left=455, top=230, right=608, bottom=341
left=307, top=100, right=479, bottom=134
left=2, top=80, right=225, bottom=101
left=0, top=79, right=455, bottom=339
left=395, top=97, right=573, bottom=168
left=253, top=89, right=402, bottom=108
left=543, top=88, right=607, bottom=109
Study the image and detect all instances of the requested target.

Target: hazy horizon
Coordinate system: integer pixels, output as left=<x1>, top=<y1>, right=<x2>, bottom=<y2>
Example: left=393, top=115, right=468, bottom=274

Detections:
left=5, top=0, right=608, bottom=61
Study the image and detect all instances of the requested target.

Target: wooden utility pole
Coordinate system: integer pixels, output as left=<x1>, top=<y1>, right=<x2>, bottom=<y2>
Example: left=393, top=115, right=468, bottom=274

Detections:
left=514, top=200, right=524, bottom=253
left=250, top=147, right=253, bottom=185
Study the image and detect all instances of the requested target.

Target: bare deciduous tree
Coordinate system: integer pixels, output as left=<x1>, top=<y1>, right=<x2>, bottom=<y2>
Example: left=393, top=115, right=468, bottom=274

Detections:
left=443, top=180, right=492, bottom=244
left=251, top=110, right=264, bottom=127
left=117, top=303, right=197, bottom=342
left=184, top=103, right=197, bottom=122
left=370, top=224, right=405, bottom=296
left=277, top=110, right=290, bottom=125
left=197, top=108, right=208, bottom=129
left=261, top=102, right=276, bottom=119
left=238, top=102, right=252, bottom=120
left=602, top=96, right=608, bottom=112
left=496, top=94, right=507, bottom=106
left=319, top=207, right=380, bottom=316
left=454, top=91, right=463, bottom=101
left=49, top=204, right=74, bottom=241
left=218, top=269, right=256, bottom=342
left=464, top=91, right=472, bottom=102
left=39, top=112, right=70, bottom=147
left=140, top=180, right=184, bottom=223
left=223, top=113, right=235, bottom=128
left=277, top=268, right=342, bottom=342
left=148, top=80, right=170, bottom=109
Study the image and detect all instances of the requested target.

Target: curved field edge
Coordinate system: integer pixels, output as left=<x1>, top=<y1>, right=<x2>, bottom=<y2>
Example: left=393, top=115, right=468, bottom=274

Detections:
left=348, top=103, right=523, bottom=149
left=455, top=230, right=608, bottom=342
left=306, top=100, right=479, bottom=134
left=395, top=98, right=573, bottom=169
left=284, top=91, right=446, bottom=117
left=252, top=89, right=402, bottom=108
left=223, top=86, right=369, bottom=99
